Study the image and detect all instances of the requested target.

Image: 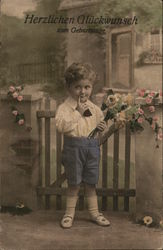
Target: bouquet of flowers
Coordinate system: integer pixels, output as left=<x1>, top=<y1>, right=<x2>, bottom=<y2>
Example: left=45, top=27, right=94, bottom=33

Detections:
left=88, top=89, right=162, bottom=147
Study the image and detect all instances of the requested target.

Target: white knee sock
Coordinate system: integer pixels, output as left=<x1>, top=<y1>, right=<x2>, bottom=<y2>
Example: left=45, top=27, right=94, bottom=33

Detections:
left=65, top=185, right=80, bottom=218
left=86, top=195, right=100, bottom=218
left=84, top=184, right=99, bottom=218
left=65, top=195, right=78, bottom=218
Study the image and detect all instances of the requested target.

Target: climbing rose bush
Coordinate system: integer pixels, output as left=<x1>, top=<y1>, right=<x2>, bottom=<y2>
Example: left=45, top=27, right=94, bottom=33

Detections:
left=8, top=85, right=25, bottom=126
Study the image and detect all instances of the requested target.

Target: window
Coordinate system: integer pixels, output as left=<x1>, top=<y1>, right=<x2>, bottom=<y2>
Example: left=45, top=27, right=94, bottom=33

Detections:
left=150, top=29, right=162, bottom=53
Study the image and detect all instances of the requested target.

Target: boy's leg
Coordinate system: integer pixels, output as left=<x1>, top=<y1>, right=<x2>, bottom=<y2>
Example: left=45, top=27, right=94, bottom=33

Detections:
left=65, top=185, right=80, bottom=216
left=85, top=183, right=110, bottom=226
left=61, top=185, right=80, bottom=228
left=85, top=183, right=99, bottom=217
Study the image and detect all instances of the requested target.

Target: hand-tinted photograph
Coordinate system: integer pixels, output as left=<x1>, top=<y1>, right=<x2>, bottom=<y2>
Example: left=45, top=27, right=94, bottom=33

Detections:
left=0, top=0, right=162, bottom=249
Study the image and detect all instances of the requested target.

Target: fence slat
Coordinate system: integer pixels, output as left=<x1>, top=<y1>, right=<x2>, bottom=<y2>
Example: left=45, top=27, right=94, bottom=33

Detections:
left=124, top=123, right=131, bottom=211
left=37, top=117, right=43, bottom=209
left=37, top=110, right=55, bottom=118
left=56, top=131, right=62, bottom=210
left=45, top=117, right=51, bottom=209
left=78, top=196, right=84, bottom=210
left=78, top=184, right=84, bottom=210
left=113, top=130, right=119, bottom=211
left=102, top=141, right=108, bottom=210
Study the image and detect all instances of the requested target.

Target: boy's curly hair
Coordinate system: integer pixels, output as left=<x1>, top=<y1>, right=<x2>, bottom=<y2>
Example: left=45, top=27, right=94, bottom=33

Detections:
left=64, top=62, right=97, bottom=87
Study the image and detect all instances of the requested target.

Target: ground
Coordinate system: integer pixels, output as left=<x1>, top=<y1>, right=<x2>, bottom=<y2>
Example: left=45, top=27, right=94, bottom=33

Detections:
left=0, top=210, right=163, bottom=250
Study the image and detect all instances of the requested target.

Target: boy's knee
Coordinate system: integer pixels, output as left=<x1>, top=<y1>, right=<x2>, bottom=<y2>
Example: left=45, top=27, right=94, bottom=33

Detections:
left=84, top=183, right=96, bottom=196
left=67, top=184, right=80, bottom=196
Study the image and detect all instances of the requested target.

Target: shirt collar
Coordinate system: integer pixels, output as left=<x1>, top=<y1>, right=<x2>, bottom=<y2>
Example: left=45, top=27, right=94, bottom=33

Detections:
left=66, top=96, right=78, bottom=111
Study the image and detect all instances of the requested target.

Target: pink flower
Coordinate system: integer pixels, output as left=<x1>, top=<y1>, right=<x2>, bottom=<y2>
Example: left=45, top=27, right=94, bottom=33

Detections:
left=16, top=86, right=22, bottom=91
left=159, top=90, right=163, bottom=97
left=151, top=123, right=155, bottom=130
left=137, top=89, right=145, bottom=97
left=153, top=116, right=158, bottom=122
left=137, top=108, right=144, bottom=115
left=12, top=110, right=18, bottom=116
left=9, top=86, right=15, bottom=93
left=17, top=95, right=23, bottom=102
left=139, top=90, right=145, bottom=97
left=145, top=97, right=152, bottom=104
left=138, top=117, right=144, bottom=123
left=140, top=91, right=145, bottom=97
left=148, top=91, right=155, bottom=97
left=18, top=119, right=24, bottom=126
left=157, top=133, right=163, bottom=141
left=12, top=92, right=18, bottom=98
left=149, top=106, right=155, bottom=112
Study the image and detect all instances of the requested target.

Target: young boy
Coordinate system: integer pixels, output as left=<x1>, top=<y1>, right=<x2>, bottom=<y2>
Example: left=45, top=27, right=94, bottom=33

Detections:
left=55, top=62, right=110, bottom=228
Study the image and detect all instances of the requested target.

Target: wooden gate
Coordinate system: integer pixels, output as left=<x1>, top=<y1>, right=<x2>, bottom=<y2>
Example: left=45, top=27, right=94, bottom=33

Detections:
left=36, top=110, right=135, bottom=211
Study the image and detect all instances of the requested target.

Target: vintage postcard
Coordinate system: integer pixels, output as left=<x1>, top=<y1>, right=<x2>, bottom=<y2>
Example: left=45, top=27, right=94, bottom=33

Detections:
left=0, top=0, right=163, bottom=249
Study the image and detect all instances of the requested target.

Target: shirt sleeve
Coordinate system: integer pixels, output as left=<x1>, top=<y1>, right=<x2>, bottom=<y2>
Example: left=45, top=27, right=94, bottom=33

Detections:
left=55, top=104, right=82, bottom=133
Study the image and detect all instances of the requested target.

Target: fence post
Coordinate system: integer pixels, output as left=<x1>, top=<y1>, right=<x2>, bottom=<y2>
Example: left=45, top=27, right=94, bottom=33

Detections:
left=101, top=141, right=108, bottom=210
left=124, top=122, right=131, bottom=211
left=56, top=99, right=63, bottom=210
left=44, top=95, right=51, bottom=209
left=37, top=113, right=43, bottom=209
left=113, top=130, right=119, bottom=211
left=56, top=131, right=62, bottom=210
left=135, top=99, right=163, bottom=222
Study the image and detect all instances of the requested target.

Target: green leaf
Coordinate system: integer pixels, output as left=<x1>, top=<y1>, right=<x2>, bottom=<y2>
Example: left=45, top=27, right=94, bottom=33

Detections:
left=19, top=113, right=25, bottom=120
left=154, top=123, right=159, bottom=133
left=125, top=106, right=138, bottom=117
left=146, top=117, right=153, bottom=125
left=135, top=121, right=144, bottom=131
left=143, top=93, right=148, bottom=97
left=104, top=110, right=115, bottom=120
left=15, top=113, right=25, bottom=122
left=130, top=120, right=144, bottom=132
left=15, top=115, right=20, bottom=123
left=101, top=103, right=107, bottom=111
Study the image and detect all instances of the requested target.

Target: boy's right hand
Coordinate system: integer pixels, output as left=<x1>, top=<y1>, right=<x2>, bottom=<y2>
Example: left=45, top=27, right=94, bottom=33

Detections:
left=76, top=96, right=90, bottom=116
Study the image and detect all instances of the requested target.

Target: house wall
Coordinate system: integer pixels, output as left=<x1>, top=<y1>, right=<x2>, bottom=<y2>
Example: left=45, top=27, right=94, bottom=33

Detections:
left=134, top=32, right=162, bottom=90
left=134, top=65, right=162, bottom=90
left=0, top=94, right=43, bottom=210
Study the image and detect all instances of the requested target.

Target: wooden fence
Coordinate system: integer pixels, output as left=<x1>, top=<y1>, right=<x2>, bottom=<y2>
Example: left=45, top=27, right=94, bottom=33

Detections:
left=36, top=110, right=135, bottom=211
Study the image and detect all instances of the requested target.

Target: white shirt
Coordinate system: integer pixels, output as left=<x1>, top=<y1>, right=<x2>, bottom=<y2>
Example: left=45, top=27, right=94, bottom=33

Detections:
left=55, top=96, right=104, bottom=137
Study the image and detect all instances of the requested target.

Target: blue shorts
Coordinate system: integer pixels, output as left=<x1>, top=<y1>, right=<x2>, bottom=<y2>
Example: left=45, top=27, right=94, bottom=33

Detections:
left=61, top=136, right=100, bottom=185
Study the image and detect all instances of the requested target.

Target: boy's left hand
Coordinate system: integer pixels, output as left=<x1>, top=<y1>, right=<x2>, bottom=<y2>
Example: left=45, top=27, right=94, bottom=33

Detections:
left=97, top=121, right=107, bottom=132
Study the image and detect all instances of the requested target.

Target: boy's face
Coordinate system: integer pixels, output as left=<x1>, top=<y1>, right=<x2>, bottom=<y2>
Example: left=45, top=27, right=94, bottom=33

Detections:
left=69, top=79, right=93, bottom=103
